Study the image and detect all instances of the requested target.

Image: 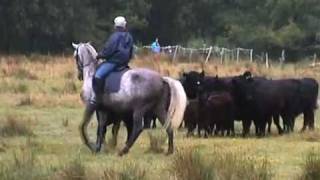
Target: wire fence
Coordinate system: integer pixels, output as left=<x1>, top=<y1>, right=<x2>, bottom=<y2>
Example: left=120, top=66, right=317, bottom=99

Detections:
left=135, top=45, right=319, bottom=68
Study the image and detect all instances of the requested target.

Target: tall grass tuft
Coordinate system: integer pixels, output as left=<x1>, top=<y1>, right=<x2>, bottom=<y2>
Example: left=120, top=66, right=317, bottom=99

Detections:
left=301, top=131, right=320, bottom=142
left=171, top=148, right=273, bottom=180
left=62, top=117, right=69, bottom=127
left=16, top=94, right=33, bottom=106
left=55, top=157, right=86, bottom=180
left=210, top=151, right=273, bottom=180
left=0, top=142, right=49, bottom=180
left=171, top=149, right=215, bottom=180
left=13, top=83, right=29, bottom=93
left=147, top=130, right=166, bottom=153
left=103, top=162, right=146, bottom=180
left=63, top=80, right=78, bottom=94
left=300, top=148, right=320, bottom=180
left=0, top=115, right=33, bottom=137
left=14, top=68, right=38, bottom=80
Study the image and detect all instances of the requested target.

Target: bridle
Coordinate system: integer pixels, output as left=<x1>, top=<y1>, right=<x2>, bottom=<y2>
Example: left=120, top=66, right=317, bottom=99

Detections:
left=74, top=45, right=98, bottom=75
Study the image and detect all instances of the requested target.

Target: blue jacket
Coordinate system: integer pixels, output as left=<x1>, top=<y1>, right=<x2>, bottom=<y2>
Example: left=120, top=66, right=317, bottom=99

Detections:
left=151, top=41, right=160, bottom=53
left=97, top=28, right=134, bottom=66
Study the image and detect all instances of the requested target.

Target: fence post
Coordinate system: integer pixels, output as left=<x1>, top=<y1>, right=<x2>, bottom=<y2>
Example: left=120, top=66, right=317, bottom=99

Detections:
left=250, top=49, right=253, bottom=62
left=266, top=52, right=269, bottom=69
left=189, top=49, right=193, bottom=62
left=172, top=45, right=179, bottom=62
left=205, top=46, right=213, bottom=63
left=279, top=49, right=285, bottom=68
left=220, top=48, right=224, bottom=64
left=236, top=48, right=240, bottom=63
left=313, top=53, right=317, bottom=67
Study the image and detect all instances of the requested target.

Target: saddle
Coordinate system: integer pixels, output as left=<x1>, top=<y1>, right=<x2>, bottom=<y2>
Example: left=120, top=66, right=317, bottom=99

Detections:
left=104, top=66, right=130, bottom=93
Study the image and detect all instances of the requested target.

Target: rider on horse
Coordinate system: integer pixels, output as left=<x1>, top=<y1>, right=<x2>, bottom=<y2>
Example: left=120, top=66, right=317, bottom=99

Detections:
left=92, top=16, right=134, bottom=105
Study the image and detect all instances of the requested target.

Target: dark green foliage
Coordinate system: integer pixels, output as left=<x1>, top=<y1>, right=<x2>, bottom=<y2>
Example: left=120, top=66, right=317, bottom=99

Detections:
left=0, top=0, right=319, bottom=59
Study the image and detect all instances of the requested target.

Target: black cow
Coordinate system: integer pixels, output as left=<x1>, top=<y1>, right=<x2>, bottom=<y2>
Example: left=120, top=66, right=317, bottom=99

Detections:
left=181, top=71, right=247, bottom=136
left=181, top=71, right=282, bottom=137
left=294, top=78, right=318, bottom=131
left=200, top=91, right=235, bottom=136
left=232, top=71, right=318, bottom=135
left=184, top=99, right=199, bottom=137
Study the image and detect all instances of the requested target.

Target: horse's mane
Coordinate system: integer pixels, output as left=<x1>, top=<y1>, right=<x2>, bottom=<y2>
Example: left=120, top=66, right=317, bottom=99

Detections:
left=83, top=43, right=98, bottom=60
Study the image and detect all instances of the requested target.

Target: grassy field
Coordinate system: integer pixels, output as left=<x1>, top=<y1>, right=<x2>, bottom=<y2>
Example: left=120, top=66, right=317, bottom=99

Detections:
left=1, top=55, right=320, bottom=179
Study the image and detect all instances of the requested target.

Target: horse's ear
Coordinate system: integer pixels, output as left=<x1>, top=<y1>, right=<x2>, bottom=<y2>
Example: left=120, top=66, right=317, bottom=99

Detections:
left=87, top=41, right=92, bottom=45
left=72, top=42, right=79, bottom=49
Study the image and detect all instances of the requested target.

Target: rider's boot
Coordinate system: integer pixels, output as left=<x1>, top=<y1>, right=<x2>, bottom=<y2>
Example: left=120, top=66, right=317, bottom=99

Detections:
left=92, top=77, right=105, bottom=106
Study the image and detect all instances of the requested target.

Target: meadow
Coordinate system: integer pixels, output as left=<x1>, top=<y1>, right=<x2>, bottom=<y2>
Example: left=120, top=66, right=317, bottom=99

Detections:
left=1, top=54, right=320, bottom=180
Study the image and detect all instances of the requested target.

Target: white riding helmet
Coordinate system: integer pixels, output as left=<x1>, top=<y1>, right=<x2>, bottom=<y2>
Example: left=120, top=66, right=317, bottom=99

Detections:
left=114, top=16, right=127, bottom=28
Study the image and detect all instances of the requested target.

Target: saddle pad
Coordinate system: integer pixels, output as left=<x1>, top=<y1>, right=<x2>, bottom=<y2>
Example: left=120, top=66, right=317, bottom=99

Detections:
left=104, top=68, right=129, bottom=93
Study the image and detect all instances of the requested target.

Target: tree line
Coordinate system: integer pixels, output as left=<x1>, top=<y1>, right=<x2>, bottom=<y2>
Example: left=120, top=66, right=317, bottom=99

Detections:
left=1, top=0, right=320, bottom=60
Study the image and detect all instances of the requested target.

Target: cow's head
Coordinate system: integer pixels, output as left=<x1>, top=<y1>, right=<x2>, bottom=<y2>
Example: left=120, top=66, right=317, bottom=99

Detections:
left=180, top=70, right=205, bottom=99
left=232, top=71, right=255, bottom=103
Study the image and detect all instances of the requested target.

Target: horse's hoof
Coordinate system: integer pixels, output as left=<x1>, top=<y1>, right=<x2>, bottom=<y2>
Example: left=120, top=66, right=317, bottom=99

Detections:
left=166, top=149, right=174, bottom=156
left=118, top=148, right=129, bottom=156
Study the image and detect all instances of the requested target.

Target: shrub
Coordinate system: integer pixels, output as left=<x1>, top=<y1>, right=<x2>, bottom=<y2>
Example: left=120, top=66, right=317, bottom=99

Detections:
left=0, top=115, right=33, bottom=137
left=300, top=148, right=320, bottom=180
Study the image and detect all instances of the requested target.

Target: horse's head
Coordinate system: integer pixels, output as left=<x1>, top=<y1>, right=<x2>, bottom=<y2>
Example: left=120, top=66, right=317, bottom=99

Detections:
left=72, top=42, right=98, bottom=81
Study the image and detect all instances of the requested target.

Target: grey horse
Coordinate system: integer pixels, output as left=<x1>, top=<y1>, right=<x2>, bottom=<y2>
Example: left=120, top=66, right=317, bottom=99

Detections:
left=72, top=42, right=187, bottom=156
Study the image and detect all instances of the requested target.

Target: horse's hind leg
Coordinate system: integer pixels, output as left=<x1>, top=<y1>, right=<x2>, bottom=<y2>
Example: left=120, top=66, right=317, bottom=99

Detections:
left=155, top=107, right=174, bottom=154
left=111, top=121, right=120, bottom=147
left=119, top=106, right=150, bottom=156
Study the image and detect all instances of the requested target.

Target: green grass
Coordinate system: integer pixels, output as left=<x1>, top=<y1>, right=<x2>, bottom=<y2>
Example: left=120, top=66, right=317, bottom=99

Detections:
left=0, top=56, right=320, bottom=179
left=300, top=148, right=320, bottom=180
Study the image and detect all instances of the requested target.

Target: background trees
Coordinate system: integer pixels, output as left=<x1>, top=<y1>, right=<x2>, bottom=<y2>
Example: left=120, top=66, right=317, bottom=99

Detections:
left=0, top=0, right=319, bottom=60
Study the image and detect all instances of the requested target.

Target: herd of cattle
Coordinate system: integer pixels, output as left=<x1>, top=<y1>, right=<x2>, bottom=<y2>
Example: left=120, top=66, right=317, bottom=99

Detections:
left=178, top=70, right=319, bottom=137
left=146, top=71, right=319, bottom=138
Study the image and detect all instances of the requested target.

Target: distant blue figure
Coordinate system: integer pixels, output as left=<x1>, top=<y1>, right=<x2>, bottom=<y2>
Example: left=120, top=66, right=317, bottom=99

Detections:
left=93, top=16, right=134, bottom=105
left=151, top=38, right=161, bottom=53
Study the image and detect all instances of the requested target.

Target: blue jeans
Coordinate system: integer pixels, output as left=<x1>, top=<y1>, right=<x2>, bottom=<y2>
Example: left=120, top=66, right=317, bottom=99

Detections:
left=95, top=62, right=117, bottom=79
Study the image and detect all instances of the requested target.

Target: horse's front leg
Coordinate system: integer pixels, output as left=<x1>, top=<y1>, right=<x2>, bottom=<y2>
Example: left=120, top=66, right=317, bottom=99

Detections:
left=95, top=112, right=108, bottom=153
left=119, top=109, right=145, bottom=156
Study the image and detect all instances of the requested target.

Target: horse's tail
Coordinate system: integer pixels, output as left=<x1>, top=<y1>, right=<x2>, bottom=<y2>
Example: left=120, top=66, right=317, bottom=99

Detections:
left=162, top=77, right=187, bottom=129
